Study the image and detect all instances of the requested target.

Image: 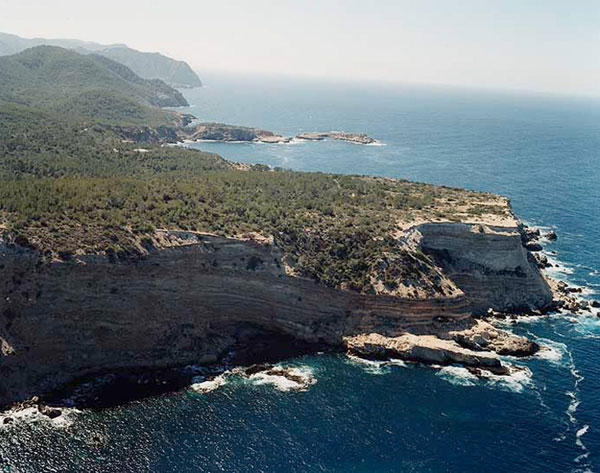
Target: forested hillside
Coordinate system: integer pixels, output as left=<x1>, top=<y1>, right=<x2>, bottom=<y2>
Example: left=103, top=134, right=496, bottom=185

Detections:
left=0, top=46, right=188, bottom=125
left=0, top=45, right=505, bottom=294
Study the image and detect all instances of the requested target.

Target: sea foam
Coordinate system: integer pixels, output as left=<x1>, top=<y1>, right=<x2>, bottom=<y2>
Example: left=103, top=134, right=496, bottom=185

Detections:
left=191, top=374, right=227, bottom=394
left=435, top=366, right=478, bottom=387
left=249, top=366, right=316, bottom=392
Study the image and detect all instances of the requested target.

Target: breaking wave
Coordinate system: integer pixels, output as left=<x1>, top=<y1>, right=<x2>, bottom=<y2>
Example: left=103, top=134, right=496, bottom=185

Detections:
left=435, top=366, right=478, bottom=386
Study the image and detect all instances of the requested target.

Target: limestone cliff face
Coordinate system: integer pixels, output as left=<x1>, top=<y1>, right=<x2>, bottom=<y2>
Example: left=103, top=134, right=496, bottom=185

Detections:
left=0, top=234, right=468, bottom=406
left=0, top=222, right=551, bottom=406
left=413, top=223, right=552, bottom=314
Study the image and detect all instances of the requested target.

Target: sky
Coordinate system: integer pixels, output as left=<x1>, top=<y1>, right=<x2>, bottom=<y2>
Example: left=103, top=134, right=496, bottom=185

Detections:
left=1, top=0, right=600, bottom=96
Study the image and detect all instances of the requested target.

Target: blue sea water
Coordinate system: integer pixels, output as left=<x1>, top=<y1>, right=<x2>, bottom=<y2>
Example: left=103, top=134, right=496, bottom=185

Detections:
left=2, top=74, right=600, bottom=472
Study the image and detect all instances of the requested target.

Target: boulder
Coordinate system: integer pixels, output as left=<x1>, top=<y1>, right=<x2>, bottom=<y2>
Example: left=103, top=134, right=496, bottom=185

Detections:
left=521, top=227, right=541, bottom=244
left=535, top=254, right=550, bottom=269
left=557, top=281, right=569, bottom=292
left=38, top=405, right=62, bottom=419
left=525, top=242, right=543, bottom=252
left=545, top=231, right=558, bottom=241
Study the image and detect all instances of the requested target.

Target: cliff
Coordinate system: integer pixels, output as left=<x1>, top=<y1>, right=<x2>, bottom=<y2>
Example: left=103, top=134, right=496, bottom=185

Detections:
left=412, top=223, right=552, bottom=314
left=98, top=47, right=203, bottom=88
left=0, top=218, right=552, bottom=407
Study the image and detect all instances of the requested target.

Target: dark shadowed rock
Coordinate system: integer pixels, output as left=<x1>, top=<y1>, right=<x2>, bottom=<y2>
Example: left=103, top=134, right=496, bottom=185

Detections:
left=525, top=242, right=543, bottom=252
left=521, top=226, right=541, bottom=244
left=244, top=364, right=273, bottom=376
left=535, top=254, right=550, bottom=269
left=38, top=405, right=62, bottom=419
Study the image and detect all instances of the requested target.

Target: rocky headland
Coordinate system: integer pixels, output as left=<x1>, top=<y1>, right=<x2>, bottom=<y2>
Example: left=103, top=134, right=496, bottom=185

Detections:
left=0, top=35, right=596, bottom=427
left=179, top=122, right=379, bottom=145
left=2, top=197, right=577, bottom=410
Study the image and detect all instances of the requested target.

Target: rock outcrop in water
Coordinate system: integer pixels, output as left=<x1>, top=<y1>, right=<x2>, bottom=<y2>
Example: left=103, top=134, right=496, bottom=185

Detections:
left=296, top=132, right=378, bottom=144
left=0, top=209, right=553, bottom=406
left=345, top=317, right=538, bottom=375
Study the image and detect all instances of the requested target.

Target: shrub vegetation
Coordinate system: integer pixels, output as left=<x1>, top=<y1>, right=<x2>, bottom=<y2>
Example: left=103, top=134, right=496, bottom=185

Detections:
left=0, top=46, right=509, bottom=294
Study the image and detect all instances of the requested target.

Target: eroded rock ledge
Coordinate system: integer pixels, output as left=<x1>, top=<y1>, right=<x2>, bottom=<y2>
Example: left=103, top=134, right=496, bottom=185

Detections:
left=345, top=319, right=538, bottom=376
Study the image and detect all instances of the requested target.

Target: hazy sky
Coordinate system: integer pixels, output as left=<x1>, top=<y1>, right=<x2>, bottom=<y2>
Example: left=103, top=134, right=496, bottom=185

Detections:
left=2, top=0, right=600, bottom=96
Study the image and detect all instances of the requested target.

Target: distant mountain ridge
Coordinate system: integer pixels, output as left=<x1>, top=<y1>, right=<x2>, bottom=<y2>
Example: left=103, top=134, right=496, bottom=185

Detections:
left=0, top=45, right=189, bottom=126
left=0, top=32, right=202, bottom=88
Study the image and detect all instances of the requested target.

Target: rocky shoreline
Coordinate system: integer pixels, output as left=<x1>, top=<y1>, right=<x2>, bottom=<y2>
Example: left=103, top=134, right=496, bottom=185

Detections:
left=0, top=331, right=325, bottom=423
left=179, top=122, right=379, bottom=145
left=520, top=224, right=599, bottom=315
left=1, top=285, right=594, bottom=423
left=296, top=131, right=378, bottom=145
left=0, top=320, right=535, bottom=423
left=0, top=315, right=545, bottom=422
left=2, top=214, right=597, bottom=420
left=344, top=319, right=537, bottom=376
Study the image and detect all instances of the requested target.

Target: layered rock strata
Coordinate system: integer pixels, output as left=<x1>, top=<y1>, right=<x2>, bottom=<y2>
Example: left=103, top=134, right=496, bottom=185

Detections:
left=413, top=223, right=553, bottom=314
left=0, top=218, right=552, bottom=407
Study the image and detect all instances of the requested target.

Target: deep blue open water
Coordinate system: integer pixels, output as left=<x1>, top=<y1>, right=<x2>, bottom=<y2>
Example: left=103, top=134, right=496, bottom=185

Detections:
left=2, top=74, right=599, bottom=472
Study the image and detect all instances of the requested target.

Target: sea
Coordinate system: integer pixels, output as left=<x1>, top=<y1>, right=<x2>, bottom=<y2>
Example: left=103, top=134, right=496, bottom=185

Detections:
left=1, top=73, right=599, bottom=473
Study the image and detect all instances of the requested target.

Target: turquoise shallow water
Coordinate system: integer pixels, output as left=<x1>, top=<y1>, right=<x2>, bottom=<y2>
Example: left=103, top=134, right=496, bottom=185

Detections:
left=2, top=75, right=600, bottom=472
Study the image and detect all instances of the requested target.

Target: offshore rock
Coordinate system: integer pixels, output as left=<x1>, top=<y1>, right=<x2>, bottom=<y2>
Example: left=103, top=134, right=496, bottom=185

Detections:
left=446, top=319, right=539, bottom=357
left=545, top=230, right=558, bottom=241
left=345, top=332, right=502, bottom=368
left=38, top=405, right=62, bottom=419
left=344, top=319, right=537, bottom=373
left=296, top=131, right=378, bottom=144
left=521, top=226, right=541, bottom=244
left=525, top=242, right=543, bottom=252
left=534, top=253, right=551, bottom=269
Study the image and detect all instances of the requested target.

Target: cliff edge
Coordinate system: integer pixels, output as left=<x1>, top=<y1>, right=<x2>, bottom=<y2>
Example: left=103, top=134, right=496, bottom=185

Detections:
left=0, top=214, right=552, bottom=406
